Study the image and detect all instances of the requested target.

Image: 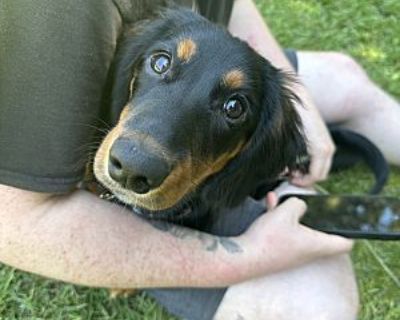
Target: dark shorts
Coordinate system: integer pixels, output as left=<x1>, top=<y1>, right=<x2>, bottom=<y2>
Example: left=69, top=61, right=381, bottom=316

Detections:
left=285, top=49, right=299, bottom=72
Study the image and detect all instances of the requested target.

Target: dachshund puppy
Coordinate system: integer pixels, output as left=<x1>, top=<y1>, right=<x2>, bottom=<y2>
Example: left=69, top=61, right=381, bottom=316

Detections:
left=94, top=7, right=308, bottom=229
left=91, top=7, right=373, bottom=319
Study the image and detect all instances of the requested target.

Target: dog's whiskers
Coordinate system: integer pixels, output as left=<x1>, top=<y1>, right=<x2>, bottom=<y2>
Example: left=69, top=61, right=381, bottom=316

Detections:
left=71, top=122, right=111, bottom=135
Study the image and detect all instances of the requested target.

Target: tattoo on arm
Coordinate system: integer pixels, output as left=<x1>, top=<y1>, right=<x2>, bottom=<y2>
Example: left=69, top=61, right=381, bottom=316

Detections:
left=151, top=221, right=242, bottom=254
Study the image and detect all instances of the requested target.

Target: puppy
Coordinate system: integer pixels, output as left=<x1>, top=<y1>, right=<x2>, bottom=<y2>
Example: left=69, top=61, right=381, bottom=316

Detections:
left=91, top=6, right=386, bottom=318
left=94, top=7, right=308, bottom=229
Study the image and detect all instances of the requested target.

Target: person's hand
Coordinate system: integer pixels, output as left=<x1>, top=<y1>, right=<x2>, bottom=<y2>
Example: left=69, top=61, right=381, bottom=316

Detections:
left=235, top=192, right=352, bottom=278
left=291, top=100, right=336, bottom=186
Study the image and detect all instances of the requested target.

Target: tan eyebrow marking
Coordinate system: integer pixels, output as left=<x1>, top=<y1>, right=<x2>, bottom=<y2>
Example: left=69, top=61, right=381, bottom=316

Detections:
left=177, top=38, right=197, bottom=63
left=223, top=69, right=245, bottom=89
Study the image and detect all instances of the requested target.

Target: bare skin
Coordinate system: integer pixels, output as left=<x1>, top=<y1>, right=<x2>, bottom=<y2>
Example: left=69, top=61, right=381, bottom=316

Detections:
left=0, top=184, right=351, bottom=289
left=297, top=51, right=400, bottom=166
left=215, top=254, right=358, bottom=320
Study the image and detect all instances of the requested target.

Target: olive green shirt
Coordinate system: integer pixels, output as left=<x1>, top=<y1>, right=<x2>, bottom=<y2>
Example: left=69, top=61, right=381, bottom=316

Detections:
left=0, top=0, right=233, bottom=193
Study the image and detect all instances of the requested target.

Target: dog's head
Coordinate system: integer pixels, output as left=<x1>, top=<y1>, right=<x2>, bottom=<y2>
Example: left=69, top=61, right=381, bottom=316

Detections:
left=94, top=8, right=308, bottom=221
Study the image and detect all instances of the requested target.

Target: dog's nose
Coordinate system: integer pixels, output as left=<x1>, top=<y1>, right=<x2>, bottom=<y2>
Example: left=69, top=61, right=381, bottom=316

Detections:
left=108, top=138, right=170, bottom=194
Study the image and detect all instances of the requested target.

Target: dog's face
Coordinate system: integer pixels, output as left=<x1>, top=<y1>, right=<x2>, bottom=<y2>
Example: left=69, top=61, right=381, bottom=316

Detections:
left=94, top=8, right=308, bottom=221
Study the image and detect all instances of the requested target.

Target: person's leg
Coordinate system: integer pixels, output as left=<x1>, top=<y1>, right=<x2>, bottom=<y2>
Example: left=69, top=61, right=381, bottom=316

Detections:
left=214, top=254, right=358, bottom=320
left=210, top=190, right=358, bottom=320
left=296, top=51, right=400, bottom=165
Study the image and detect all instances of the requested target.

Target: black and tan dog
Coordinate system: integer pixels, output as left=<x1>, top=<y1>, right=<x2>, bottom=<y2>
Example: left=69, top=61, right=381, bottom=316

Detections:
left=94, top=7, right=308, bottom=227
left=93, top=7, right=387, bottom=229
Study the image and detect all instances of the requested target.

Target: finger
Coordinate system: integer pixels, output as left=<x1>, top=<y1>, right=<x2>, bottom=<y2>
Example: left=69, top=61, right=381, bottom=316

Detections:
left=301, top=225, right=354, bottom=255
left=292, top=157, right=326, bottom=186
left=310, top=157, right=326, bottom=182
left=291, top=173, right=314, bottom=187
left=320, top=155, right=333, bottom=182
left=273, top=197, right=307, bottom=221
left=266, top=192, right=278, bottom=210
left=310, top=149, right=334, bottom=182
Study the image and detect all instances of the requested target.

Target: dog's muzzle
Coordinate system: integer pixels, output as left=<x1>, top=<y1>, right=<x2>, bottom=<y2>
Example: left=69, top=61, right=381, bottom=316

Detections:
left=108, top=137, right=171, bottom=194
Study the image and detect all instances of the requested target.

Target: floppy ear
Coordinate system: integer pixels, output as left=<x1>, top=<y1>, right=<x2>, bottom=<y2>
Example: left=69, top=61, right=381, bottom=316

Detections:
left=248, top=63, right=310, bottom=199
left=204, top=60, right=309, bottom=208
left=257, top=62, right=309, bottom=175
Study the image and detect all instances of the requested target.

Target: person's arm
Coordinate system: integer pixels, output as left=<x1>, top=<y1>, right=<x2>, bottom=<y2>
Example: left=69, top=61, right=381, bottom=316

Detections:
left=228, top=0, right=335, bottom=186
left=0, top=184, right=236, bottom=288
left=0, top=184, right=351, bottom=288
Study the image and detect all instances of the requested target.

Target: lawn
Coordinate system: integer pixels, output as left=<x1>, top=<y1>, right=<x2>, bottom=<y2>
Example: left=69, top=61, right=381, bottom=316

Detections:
left=0, top=0, right=399, bottom=319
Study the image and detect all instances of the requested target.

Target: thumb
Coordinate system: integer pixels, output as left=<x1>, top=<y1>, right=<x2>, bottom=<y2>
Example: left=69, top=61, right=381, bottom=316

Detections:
left=300, top=225, right=354, bottom=255
left=272, top=197, right=308, bottom=222
left=275, top=198, right=354, bottom=255
left=266, top=192, right=278, bottom=210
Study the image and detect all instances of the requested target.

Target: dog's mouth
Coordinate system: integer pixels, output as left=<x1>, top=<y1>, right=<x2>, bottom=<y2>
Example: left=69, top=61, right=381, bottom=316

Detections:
left=93, top=127, right=202, bottom=212
left=94, top=152, right=206, bottom=214
left=98, top=187, right=196, bottom=222
left=132, top=201, right=194, bottom=221
left=94, top=126, right=246, bottom=215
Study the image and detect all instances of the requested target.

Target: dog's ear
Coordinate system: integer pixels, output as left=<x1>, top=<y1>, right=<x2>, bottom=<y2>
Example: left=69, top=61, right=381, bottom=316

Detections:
left=254, top=61, right=309, bottom=177
left=246, top=63, right=310, bottom=199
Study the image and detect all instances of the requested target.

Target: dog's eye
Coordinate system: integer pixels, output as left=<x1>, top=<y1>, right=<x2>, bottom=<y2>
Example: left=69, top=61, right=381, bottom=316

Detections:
left=223, top=96, right=246, bottom=120
left=150, top=52, right=171, bottom=74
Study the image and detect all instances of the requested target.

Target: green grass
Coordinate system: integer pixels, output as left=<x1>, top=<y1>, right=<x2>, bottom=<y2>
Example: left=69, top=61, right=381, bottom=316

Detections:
left=1, top=0, right=399, bottom=319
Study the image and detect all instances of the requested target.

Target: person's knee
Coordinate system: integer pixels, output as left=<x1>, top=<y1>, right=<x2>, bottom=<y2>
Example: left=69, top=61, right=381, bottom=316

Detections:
left=326, top=52, right=369, bottom=82
left=310, top=290, right=359, bottom=320
left=327, top=52, right=375, bottom=99
left=214, top=255, right=359, bottom=320
left=326, top=52, right=378, bottom=117
left=215, top=290, right=358, bottom=320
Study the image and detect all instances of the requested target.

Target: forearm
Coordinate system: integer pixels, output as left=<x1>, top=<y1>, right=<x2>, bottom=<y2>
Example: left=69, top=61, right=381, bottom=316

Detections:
left=0, top=185, right=245, bottom=288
